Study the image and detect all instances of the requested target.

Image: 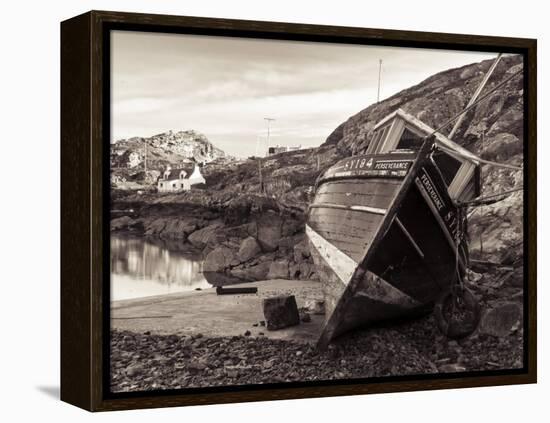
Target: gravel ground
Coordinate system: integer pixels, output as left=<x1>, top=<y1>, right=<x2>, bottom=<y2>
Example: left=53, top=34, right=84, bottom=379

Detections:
left=111, top=306, right=523, bottom=393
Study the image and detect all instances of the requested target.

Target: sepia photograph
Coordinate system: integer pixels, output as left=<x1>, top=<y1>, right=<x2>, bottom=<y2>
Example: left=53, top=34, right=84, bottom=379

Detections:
left=108, top=30, right=526, bottom=394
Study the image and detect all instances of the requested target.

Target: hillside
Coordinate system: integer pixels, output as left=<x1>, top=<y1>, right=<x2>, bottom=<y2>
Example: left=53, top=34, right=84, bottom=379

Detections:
left=111, top=129, right=227, bottom=170
left=112, top=54, right=525, bottom=270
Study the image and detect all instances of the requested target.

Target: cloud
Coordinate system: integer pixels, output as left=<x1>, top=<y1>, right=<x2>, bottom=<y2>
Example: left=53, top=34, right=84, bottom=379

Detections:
left=111, top=30, right=496, bottom=156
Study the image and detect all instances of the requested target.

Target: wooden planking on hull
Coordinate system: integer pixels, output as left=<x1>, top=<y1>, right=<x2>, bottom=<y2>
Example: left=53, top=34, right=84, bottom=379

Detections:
left=313, top=178, right=402, bottom=210
left=307, top=177, right=403, bottom=262
left=308, top=207, right=383, bottom=262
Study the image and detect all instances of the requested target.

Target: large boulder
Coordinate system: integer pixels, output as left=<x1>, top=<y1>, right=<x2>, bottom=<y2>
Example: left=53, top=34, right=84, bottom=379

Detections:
left=257, top=212, right=283, bottom=252
left=247, top=261, right=271, bottom=280
left=237, top=236, right=261, bottom=263
left=288, top=262, right=301, bottom=279
left=281, top=217, right=303, bottom=237
left=304, top=299, right=325, bottom=315
left=143, top=218, right=167, bottom=236
left=298, top=262, right=315, bottom=280
left=203, top=246, right=236, bottom=273
left=160, top=218, right=199, bottom=239
left=481, top=133, right=522, bottom=162
left=480, top=302, right=522, bottom=337
left=262, top=295, right=300, bottom=331
left=229, top=261, right=270, bottom=282
left=267, top=259, right=289, bottom=279
left=187, top=221, right=224, bottom=249
left=218, top=222, right=257, bottom=240
left=278, top=233, right=305, bottom=255
left=293, top=238, right=311, bottom=263
left=111, top=216, right=135, bottom=231
left=224, top=196, right=253, bottom=225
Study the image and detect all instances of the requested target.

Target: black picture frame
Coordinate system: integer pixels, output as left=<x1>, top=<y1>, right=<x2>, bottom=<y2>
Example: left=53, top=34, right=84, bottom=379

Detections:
left=61, top=10, right=537, bottom=411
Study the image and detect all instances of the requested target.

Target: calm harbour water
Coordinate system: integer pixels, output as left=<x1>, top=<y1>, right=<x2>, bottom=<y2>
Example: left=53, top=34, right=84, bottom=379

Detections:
left=110, top=235, right=210, bottom=301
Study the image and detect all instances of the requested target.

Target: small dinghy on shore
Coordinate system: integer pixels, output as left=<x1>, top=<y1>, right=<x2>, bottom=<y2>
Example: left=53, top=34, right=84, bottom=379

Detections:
left=307, top=109, right=484, bottom=348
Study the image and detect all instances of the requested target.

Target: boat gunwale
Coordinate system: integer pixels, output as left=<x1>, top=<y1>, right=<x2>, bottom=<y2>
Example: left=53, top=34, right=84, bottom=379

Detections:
left=308, top=203, right=387, bottom=216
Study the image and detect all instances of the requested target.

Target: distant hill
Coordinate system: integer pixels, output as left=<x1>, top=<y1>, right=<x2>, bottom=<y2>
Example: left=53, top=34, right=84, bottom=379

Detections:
left=111, top=130, right=227, bottom=170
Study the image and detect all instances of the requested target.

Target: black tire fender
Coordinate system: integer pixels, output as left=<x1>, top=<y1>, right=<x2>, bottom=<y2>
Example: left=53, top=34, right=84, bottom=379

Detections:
left=434, top=287, right=481, bottom=339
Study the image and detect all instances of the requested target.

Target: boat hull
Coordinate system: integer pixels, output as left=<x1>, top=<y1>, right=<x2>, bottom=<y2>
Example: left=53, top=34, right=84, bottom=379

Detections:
left=307, top=149, right=468, bottom=347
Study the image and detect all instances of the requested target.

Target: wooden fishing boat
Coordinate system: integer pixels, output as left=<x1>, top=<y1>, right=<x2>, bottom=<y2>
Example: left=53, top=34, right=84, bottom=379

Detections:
left=306, top=109, right=482, bottom=348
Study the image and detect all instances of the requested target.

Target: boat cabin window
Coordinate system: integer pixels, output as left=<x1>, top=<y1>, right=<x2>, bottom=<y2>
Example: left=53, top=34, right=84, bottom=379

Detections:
left=367, top=124, right=391, bottom=154
left=369, top=118, right=425, bottom=154
left=432, top=151, right=462, bottom=186
left=432, top=150, right=479, bottom=201
left=396, top=127, right=424, bottom=151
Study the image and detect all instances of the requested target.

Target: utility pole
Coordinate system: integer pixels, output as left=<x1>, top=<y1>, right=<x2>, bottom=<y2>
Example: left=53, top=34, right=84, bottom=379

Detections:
left=377, top=59, right=383, bottom=103
left=258, top=118, right=275, bottom=195
left=258, top=118, right=274, bottom=194
left=264, top=118, right=275, bottom=153
left=258, top=158, right=263, bottom=194
left=143, top=139, right=148, bottom=173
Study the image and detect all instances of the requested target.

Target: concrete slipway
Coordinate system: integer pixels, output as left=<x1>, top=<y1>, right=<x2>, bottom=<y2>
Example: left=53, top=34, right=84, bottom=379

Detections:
left=111, top=279, right=324, bottom=343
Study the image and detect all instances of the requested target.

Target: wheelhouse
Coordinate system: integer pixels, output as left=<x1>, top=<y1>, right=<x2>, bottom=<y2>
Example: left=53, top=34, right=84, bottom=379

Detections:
left=365, top=109, right=481, bottom=202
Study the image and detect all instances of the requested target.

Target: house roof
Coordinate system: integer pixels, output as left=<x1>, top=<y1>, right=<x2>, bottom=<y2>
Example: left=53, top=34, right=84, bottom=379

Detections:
left=158, top=166, right=194, bottom=181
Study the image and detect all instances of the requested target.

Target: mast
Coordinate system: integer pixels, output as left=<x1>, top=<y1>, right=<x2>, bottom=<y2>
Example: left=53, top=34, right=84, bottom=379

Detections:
left=448, top=53, right=502, bottom=140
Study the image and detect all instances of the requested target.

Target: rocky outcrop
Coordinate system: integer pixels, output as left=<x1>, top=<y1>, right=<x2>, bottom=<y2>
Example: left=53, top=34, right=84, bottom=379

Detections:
left=111, top=129, right=226, bottom=171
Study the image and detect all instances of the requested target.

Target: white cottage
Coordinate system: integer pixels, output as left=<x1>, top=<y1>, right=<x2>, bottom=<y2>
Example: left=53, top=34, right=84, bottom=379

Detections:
left=157, top=164, right=206, bottom=192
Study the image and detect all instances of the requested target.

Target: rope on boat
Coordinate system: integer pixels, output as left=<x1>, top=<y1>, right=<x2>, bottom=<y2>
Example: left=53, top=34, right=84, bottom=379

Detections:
left=459, top=187, right=523, bottom=207
left=444, top=151, right=523, bottom=171
left=475, top=157, right=523, bottom=171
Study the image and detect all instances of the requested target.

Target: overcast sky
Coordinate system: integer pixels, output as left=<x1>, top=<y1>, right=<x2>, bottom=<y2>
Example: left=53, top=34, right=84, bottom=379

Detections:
left=111, top=31, right=496, bottom=157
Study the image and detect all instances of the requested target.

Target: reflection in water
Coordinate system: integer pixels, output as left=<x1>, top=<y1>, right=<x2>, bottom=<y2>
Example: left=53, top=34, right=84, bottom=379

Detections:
left=111, top=235, right=210, bottom=301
